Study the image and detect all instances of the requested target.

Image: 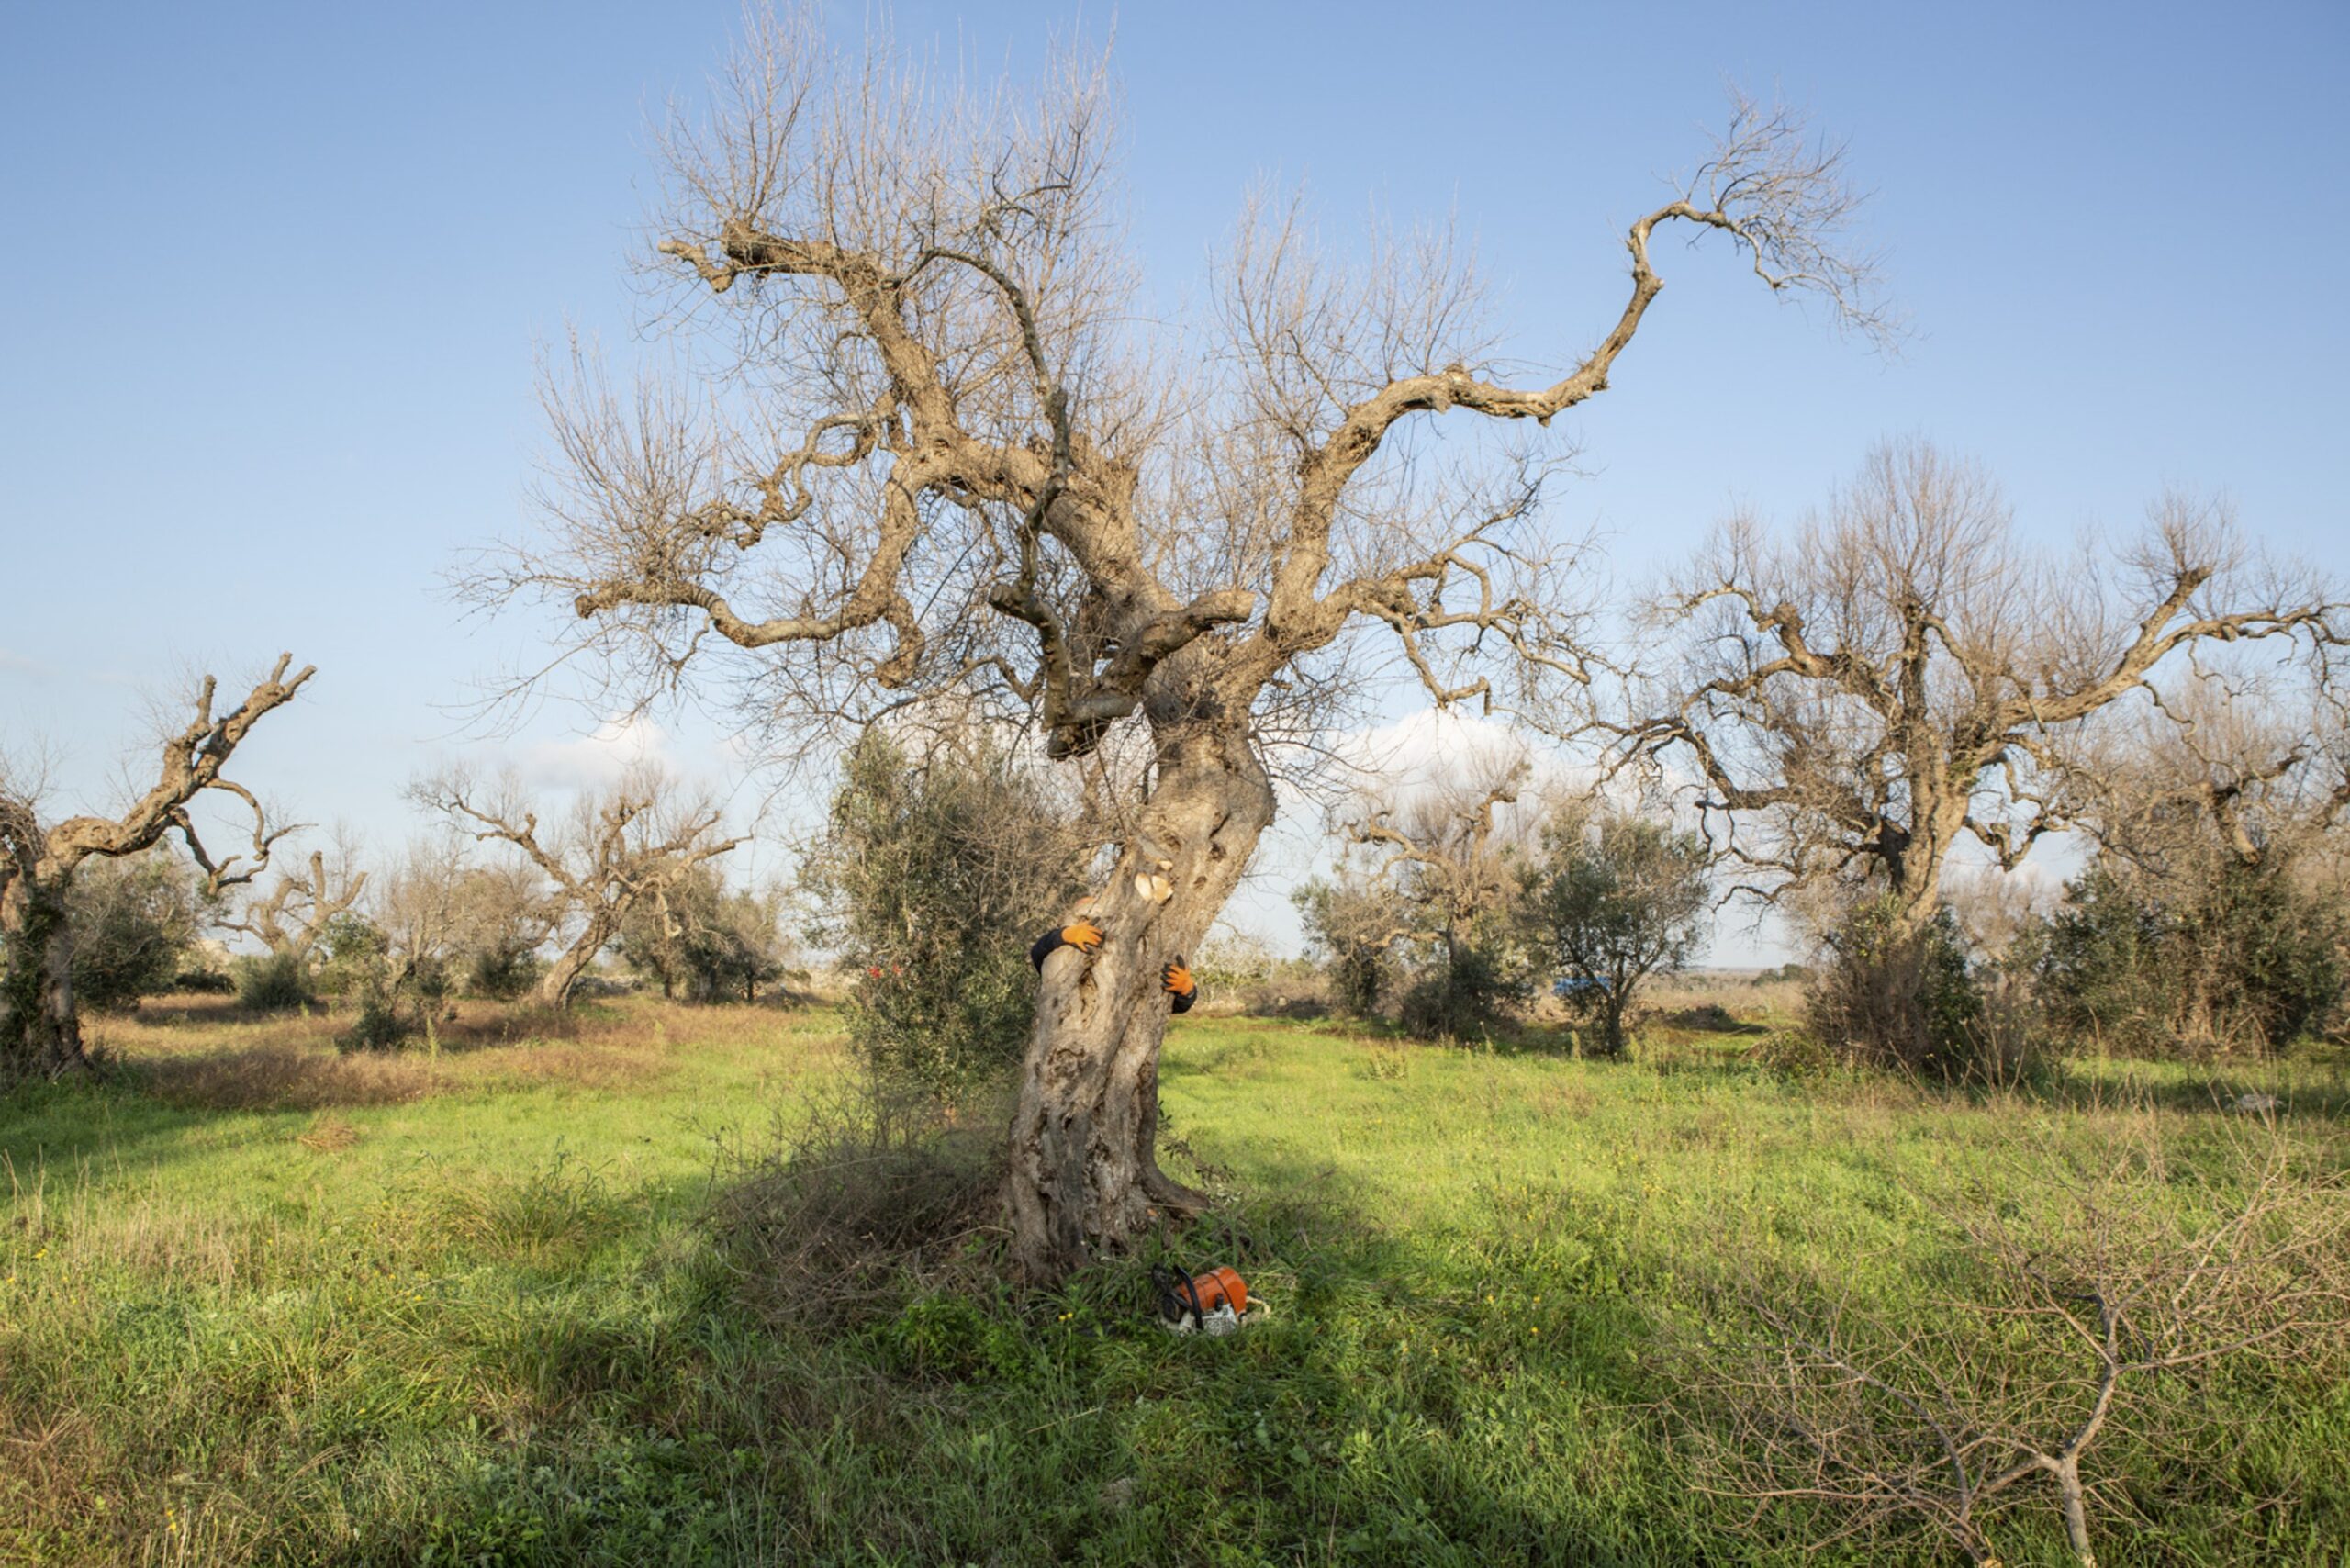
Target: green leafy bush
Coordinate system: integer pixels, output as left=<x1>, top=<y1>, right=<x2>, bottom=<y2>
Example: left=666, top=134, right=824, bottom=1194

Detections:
left=64, top=853, right=204, bottom=1012
left=465, top=937, right=542, bottom=1001
left=338, top=992, right=413, bottom=1052
left=235, top=948, right=315, bottom=1012
left=1806, top=898, right=2007, bottom=1081
left=800, top=730, right=1087, bottom=1102
left=2031, top=858, right=2344, bottom=1056
left=1398, top=939, right=1527, bottom=1041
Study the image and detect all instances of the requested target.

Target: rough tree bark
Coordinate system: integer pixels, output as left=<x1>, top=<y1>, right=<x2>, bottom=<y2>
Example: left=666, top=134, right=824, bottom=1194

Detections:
left=480, top=15, right=1888, bottom=1276
left=1, top=657, right=310, bottom=1081
left=0, top=879, right=77, bottom=1080
left=537, top=906, right=626, bottom=1009
left=1008, top=712, right=1277, bottom=1272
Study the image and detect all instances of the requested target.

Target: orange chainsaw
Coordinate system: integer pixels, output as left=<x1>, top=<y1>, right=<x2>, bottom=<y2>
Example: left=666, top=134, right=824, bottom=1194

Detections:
left=1153, top=1261, right=1254, bottom=1334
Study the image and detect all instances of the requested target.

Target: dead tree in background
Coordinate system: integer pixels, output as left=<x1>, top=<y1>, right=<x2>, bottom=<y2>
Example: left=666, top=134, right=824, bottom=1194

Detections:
left=219, top=836, right=368, bottom=963
left=411, top=767, right=744, bottom=1007
left=1611, top=440, right=2344, bottom=942
left=2073, top=673, right=2350, bottom=875
left=1341, top=757, right=1536, bottom=1034
left=0, top=656, right=310, bottom=1080
left=475, top=7, right=1886, bottom=1275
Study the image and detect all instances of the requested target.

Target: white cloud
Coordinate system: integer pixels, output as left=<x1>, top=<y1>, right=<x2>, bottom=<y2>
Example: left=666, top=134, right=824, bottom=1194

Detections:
left=515, top=713, right=672, bottom=791
left=1327, top=708, right=1533, bottom=796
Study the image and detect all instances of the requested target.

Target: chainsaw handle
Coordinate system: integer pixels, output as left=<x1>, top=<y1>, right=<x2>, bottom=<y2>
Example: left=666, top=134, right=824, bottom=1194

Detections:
left=1152, top=1261, right=1210, bottom=1325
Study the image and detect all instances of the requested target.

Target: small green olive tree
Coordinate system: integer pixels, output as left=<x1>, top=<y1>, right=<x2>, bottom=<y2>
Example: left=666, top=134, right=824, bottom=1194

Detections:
left=1526, top=802, right=1711, bottom=1056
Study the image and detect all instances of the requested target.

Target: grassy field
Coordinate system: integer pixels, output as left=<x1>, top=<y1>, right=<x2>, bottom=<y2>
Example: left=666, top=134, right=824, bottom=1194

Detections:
left=3, top=995, right=2346, bottom=1565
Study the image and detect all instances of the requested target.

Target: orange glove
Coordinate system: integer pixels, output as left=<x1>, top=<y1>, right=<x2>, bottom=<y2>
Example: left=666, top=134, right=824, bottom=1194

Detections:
left=1160, top=958, right=1195, bottom=998
left=1062, top=920, right=1104, bottom=954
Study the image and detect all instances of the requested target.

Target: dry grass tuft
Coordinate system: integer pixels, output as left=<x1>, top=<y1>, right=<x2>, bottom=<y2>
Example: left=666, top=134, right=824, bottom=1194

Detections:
left=140, top=1045, right=440, bottom=1112
left=711, top=1082, right=1009, bottom=1329
left=0, top=1407, right=113, bottom=1560
left=295, top=1114, right=359, bottom=1153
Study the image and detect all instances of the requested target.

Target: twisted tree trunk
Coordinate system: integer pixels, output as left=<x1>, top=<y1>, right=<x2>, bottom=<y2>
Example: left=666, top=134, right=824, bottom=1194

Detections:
left=1005, top=729, right=1275, bottom=1280
left=536, top=912, right=620, bottom=1009
left=1, top=878, right=90, bottom=1081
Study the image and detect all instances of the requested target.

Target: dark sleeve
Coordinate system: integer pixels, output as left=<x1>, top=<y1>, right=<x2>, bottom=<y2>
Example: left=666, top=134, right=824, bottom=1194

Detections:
left=1170, top=982, right=1197, bottom=1014
left=1030, top=929, right=1067, bottom=971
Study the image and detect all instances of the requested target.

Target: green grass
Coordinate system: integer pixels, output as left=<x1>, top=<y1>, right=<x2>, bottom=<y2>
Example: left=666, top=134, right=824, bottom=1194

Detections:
left=3, top=998, right=2346, bottom=1565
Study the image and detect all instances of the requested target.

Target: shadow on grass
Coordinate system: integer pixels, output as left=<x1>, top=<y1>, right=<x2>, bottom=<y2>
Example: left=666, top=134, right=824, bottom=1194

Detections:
left=2012, top=1056, right=2350, bottom=1121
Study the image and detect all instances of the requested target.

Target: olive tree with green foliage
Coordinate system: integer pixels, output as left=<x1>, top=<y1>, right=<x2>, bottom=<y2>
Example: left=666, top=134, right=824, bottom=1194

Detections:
left=65, top=850, right=207, bottom=1014
left=1526, top=805, right=1710, bottom=1057
left=621, top=864, right=795, bottom=1002
left=1293, top=870, right=1403, bottom=1017
left=2034, top=858, right=2343, bottom=1056
left=801, top=730, right=1088, bottom=1103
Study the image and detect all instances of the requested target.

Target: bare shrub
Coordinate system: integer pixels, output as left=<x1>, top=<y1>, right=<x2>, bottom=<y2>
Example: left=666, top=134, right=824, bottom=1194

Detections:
left=1667, top=1119, right=2350, bottom=1565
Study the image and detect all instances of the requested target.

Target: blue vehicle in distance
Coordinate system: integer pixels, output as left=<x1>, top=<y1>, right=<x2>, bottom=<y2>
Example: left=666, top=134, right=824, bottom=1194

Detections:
left=1551, top=975, right=1613, bottom=1001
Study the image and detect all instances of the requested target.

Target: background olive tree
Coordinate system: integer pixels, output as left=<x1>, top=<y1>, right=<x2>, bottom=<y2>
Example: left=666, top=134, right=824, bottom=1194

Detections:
left=620, top=862, right=794, bottom=1002
left=219, top=835, right=368, bottom=967
left=1338, top=758, right=1538, bottom=1038
left=1, top=656, right=309, bottom=1080
left=1293, top=868, right=1404, bottom=1018
left=1609, top=442, right=2343, bottom=1069
left=1525, top=800, right=1711, bottom=1057
left=411, top=766, right=742, bottom=1008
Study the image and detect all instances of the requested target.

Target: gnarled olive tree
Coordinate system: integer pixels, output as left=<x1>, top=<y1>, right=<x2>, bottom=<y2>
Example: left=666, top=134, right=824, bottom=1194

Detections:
left=1611, top=442, right=2345, bottom=940
left=411, top=766, right=743, bottom=1008
left=480, top=11, right=1884, bottom=1276
left=1, top=656, right=310, bottom=1081
left=220, top=835, right=368, bottom=964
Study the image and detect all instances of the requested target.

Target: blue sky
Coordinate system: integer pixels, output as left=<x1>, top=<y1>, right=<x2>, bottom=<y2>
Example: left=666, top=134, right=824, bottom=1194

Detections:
left=3, top=2, right=2344, bottom=960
